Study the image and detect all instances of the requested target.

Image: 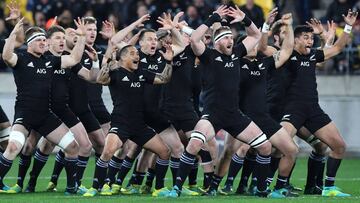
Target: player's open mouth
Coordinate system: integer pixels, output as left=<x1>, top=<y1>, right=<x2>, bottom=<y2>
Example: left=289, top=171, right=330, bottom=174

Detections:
left=150, top=46, right=156, bottom=51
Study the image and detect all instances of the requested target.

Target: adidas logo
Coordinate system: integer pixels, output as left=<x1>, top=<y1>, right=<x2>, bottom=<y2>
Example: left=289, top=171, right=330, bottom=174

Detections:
left=241, top=64, right=249, bottom=69
left=291, top=56, right=297, bottom=61
left=215, top=56, right=223, bottom=62
left=140, top=58, right=147, bottom=63
left=27, top=62, right=34, bottom=67
left=122, top=76, right=130, bottom=81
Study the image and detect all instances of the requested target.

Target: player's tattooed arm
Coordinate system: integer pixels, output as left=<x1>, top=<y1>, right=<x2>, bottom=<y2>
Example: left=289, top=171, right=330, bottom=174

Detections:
left=61, top=17, right=86, bottom=68
left=2, top=17, right=24, bottom=67
left=96, top=62, right=111, bottom=85
left=274, top=13, right=294, bottom=68
left=323, top=9, right=358, bottom=60
left=154, top=45, right=173, bottom=84
left=258, top=7, right=278, bottom=56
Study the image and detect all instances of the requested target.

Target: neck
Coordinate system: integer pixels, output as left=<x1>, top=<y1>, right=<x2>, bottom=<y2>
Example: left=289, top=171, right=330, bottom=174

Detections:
left=140, top=47, right=151, bottom=56
left=87, top=42, right=94, bottom=47
left=294, top=44, right=303, bottom=55
left=27, top=49, right=42, bottom=58
left=49, top=48, right=62, bottom=56
left=120, top=62, right=133, bottom=72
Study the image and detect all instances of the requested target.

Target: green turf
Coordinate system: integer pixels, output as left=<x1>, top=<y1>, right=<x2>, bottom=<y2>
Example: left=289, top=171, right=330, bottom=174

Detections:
left=1, top=156, right=360, bottom=203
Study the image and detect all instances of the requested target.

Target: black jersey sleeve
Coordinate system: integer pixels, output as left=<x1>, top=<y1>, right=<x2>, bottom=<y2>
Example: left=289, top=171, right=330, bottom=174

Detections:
left=263, top=56, right=276, bottom=70
left=315, top=49, right=325, bottom=63
left=109, top=69, right=118, bottom=86
left=52, top=55, right=62, bottom=69
left=142, top=69, right=156, bottom=84
left=233, top=42, right=248, bottom=58
left=0, top=39, right=5, bottom=53
left=71, top=63, right=83, bottom=74
left=197, top=47, right=212, bottom=65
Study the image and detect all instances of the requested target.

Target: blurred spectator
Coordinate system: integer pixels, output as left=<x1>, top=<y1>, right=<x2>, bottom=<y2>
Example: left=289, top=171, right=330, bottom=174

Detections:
left=240, top=0, right=264, bottom=28
left=184, top=5, right=202, bottom=29
left=31, top=0, right=54, bottom=19
left=34, top=11, right=46, bottom=29
left=193, top=0, right=213, bottom=20
left=57, top=9, right=73, bottom=28
left=325, top=0, right=353, bottom=26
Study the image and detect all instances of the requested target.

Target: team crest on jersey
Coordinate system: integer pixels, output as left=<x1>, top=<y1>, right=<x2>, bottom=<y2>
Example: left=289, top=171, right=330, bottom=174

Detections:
left=282, top=114, right=291, bottom=121
left=258, top=63, right=265, bottom=70
left=231, top=54, right=238, bottom=60
left=84, top=58, right=91, bottom=65
left=179, top=52, right=187, bottom=60
left=45, top=61, right=52, bottom=68
left=215, top=56, right=223, bottom=62
left=310, top=54, right=316, bottom=61
left=27, top=62, right=34, bottom=67
left=109, top=127, right=118, bottom=133
left=139, top=75, right=145, bottom=81
left=157, top=56, right=162, bottom=63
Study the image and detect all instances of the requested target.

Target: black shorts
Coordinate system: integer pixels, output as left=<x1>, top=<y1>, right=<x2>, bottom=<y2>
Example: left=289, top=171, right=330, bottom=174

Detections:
left=13, top=108, right=62, bottom=136
left=51, top=104, right=80, bottom=128
left=108, top=121, right=156, bottom=147
left=77, top=110, right=101, bottom=133
left=268, top=102, right=284, bottom=122
left=246, top=112, right=282, bottom=139
left=163, top=105, right=199, bottom=133
left=201, top=109, right=252, bottom=137
left=282, top=102, right=332, bottom=134
left=0, top=106, right=9, bottom=123
left=144, top=110, right=171, bottom=133
left=89, top=102, right=111, bottom=125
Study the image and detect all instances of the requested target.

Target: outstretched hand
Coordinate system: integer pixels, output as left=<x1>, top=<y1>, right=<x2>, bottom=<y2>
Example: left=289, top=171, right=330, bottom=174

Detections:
left=159, top=44, right=174, bottom=62
left=266, top=7, right=278, bottom=25
left=306, top=18, right=323, bottom=34
left=5, top=0, right=21, bottom=21
left=227, top=6, right=245, bottom=24
left=343, top=9, right=358, bottom=26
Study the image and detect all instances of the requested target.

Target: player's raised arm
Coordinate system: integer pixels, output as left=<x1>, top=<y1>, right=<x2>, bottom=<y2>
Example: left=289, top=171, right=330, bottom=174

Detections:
left=323, top=9, right=358, bottom=60
left=2, top=17, right=24, bottom=67
left=274, top=14, right=294, bottom=68
left=227, top=5, right=261, bottom=53
left=258, top=7, right=278, bottom=56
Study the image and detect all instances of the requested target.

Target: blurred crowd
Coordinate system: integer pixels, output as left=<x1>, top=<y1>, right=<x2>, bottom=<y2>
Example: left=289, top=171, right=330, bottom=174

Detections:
left=0, top=0, right=360, bottom=74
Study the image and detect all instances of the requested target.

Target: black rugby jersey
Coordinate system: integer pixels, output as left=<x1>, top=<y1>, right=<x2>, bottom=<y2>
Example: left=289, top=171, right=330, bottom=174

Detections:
left=285, top=49, right=324, bottom=103
left=197, top=43, right=247, bottom=112
left=109, top=67, right=155, bottom=125
left=87, top=45, right=106, bottom=106
left=12, top=51, right=60, bottom=111
left=239, top=56, right=275, bottom=114
left=0, top=39, right=5, bottom=53
left=139, top=49, right=168, bottom=110
left=163, top=45, right=196, bottom=108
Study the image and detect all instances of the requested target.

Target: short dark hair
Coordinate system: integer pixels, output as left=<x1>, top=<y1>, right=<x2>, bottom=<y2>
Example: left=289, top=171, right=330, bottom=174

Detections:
left=25, top=26, right=46, bottom=42
left=47, top=25, right=65, bottom=38
left=82, top=16, right=97, bottom=25
left=294, top=25, right=313, bottom=38
left=139, top=28, right=156, bottom=41
left=116, top=45, right=133, bottom=61
left=271, top=22, right=286, bottom=39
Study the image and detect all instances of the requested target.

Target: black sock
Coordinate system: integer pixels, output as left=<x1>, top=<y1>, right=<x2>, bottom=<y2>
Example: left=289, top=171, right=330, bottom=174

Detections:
left=155, top=158, right=169, bottom=189
left=325, top=157, right=342, bottom=187
left=225, top=154, right=244, bottom=187
left=0, top=153, right=13, bottom=188
left=188, top=158, right=198, bottom=186
left=132, top=171, right=146, bottom=185
left=50, top=150, right=65, bottom=185
left=16, top=154, right=32, bottom=188
left=175, top=150, right=196, bottom=190
left=28, top=149, right=49, bottom=188
left=92, top=158, right=109, bottom=190
left=239, top=153, right=256, bottom=187
left=116, top=156, right=135, bottom=185
left=107, top=156, right=122, bottom=185
left=274, top=175, right=288, bottom=190
left=254, top=154, right=271, bottom=192
left=317, top=158, right=326, bottom=187
left=76, top=156, right=89, bottom=186
left=267, top=156, right=280, bottom=185
left=64, top=157, right=77, bottom=192
left=203, top=172, right=214, bottom=189
left=145, top=168, right=156, bottom=187
left=287, top=160, right=296, bottom=184
left=209, top=174, right=223, bottom=191
left=170, top=157, right=180, bottom=186
left=305, top=151, right=323, bottom=188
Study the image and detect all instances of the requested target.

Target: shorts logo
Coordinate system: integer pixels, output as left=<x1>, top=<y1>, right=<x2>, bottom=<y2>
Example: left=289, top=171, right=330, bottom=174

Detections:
left=15, top=118, right=23, bottom=123
left=282, top=114, right=291, bottom=121
left=109, top=127, right=118, bottom=133
left=201, top=114, right=210, bottom=120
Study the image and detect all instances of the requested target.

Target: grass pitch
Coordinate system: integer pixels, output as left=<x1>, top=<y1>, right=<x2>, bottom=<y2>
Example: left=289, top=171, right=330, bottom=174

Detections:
left=1, top=156, right=359, bottom=203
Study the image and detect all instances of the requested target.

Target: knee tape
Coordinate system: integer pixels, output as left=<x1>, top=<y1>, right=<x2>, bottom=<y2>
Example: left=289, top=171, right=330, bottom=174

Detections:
left=0, top=127, right=10, bottom=142
left=248, top=133, right=268, bottom=148
left=9, top=130, right=25, bottom=146
left=190, top=131, right=207, bottom=143
left=58, top=131, right=75, bottom=150
left=306, top=135, right=321, bottom=147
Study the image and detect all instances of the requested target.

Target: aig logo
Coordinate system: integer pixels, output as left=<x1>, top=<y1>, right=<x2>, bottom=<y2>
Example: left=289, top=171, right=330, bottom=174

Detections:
left=37, top=69, right=47, bottom=74
left=224, top=62, right=234, bottom=68
left=251, top=71, right=260, bottom=76
left=300, top=61, right=310, bottom=67
left=174, top=61, right=182, bottom=67
left=54, top=69, right=66, bottom=74
left=131, top=82, right=141, bottom=88
left=148, top=64, right=158, bottom=70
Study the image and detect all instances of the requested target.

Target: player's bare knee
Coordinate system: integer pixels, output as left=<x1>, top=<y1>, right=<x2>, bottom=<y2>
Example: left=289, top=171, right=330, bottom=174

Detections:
left=171, top=143, right=184, bottom=157
left=257, top=141, right=272, bottom=156
left=64, top=140, right=79, bottom=156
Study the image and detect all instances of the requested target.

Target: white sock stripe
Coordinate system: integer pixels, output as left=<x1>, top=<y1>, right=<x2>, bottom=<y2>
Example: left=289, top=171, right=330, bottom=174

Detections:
left=34, top=151, right=49, bottom=162
left=156, top=159, right=169, bottom=166
left=109, top=160, right=122, bottom=169
left=232, top=154, right=244, bottom=163
left=325, top=176, right=335, bottom=181
left=277, top=178, right=287, bottom=182
left=122, top=161, right=133, bottom=168
left=180, top=157, right=194, bottom=165
left=180, top=154, right=195, bottom=163
left=256, top=155, right=271, bottom=161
